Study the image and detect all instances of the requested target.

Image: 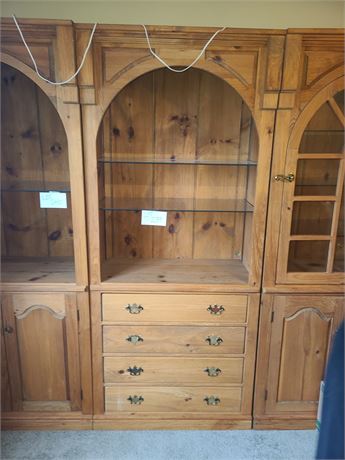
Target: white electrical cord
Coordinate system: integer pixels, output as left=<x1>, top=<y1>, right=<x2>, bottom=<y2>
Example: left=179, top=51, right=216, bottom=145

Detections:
left=12, top=14, right=226, bottom=83
left=142, top=24, right=226, bottom=72
left=12, top=14, right=97, bottom=85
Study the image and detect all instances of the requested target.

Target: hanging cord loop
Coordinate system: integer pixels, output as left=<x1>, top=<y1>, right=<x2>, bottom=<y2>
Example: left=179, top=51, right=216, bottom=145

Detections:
left=12, top=14, right=97, bottom=86
left=142, top=24, right=226, bottom=72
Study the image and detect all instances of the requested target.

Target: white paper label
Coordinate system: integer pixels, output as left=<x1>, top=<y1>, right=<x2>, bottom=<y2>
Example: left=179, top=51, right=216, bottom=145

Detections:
left=141, top=210, right=167, bottom=226
left=39, top=191, right=67, bottom=209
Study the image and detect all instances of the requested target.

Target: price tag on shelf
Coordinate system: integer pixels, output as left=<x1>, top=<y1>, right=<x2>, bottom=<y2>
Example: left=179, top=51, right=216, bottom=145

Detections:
left=39, top=191, right=67, bottom=209
left=141, top=210, right=167, bottom=226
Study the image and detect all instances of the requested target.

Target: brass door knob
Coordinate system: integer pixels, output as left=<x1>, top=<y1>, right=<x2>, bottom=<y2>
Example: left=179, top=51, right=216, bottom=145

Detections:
left=205, top=335, right=223, bottom=346
left=204, top=396, right=220, bottom=406
left=125, top=303, right=143, bottom=314
left=207, top=305, right=225, bottom=316
left=127, top=366, right=144, bottom=376
left=127, top=395, right=144, bottom=405
left=274, top=173, right=295, bottom=182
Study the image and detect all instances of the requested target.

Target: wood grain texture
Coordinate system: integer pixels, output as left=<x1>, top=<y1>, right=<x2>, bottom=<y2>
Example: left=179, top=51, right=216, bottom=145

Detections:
left=1, top=63, right=73, bottom=259
left=104, top=356, right=244, bottom=385
left=105, top=386, right=242, bottom=413
left=102, top=293, right=248, bottom=324
left=256, top=295, right=344, bottom=418
left=103, top=325, right=246, bottom=354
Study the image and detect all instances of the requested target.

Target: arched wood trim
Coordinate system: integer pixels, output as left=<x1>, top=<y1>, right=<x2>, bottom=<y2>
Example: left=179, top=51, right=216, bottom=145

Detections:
left=287, top=76, right=344, bottom=151
left=15, top=305, right=65, bottom=320
left=98, top=61, right=256, bottom=136
left=1, top=52, right=56, bottom=101
left=0, top=52, right=70, bottom=135
left=285, top=307, right=331, bottom=323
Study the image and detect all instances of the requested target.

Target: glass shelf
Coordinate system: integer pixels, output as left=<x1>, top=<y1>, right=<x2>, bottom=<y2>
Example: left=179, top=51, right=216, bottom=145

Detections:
left=98, top=155, right=257, bottom=167
left=100, top=197, right=254, bottom=213
left=1, top=182, right=71, bottom=193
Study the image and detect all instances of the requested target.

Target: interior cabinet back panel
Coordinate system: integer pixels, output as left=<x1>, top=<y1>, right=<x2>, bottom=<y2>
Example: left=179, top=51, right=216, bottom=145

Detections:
left=1, top=63, right=73, bottom=260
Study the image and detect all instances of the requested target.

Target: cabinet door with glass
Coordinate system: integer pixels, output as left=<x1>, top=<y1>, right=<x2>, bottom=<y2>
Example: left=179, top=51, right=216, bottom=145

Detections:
left=0, top=20, right=88, bottom=288
left=276, top=82, right=344, bottom=284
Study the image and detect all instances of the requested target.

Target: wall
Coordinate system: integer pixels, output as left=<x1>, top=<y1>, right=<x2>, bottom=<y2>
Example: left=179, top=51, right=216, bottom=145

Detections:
left=1, top=0, right=344, bottom=28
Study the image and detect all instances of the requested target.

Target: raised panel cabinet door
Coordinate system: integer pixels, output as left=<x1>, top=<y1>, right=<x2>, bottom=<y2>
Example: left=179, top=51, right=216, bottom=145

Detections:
left=1, top=293, right=81, bottom=412
left=265, top=295, right=344, bottom=414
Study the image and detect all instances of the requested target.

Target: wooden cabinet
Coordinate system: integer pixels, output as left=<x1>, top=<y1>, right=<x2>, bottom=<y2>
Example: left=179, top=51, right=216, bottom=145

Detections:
left=264, top=29, right=344, bottom=289
left=0, top=19, right=88, bottom=289
left=254, top=29, right=345, bottom=431
left=80, top=25, right=285, bottom=429
left=254, top=295, right=344, bottom=429
left=0, top=19, right=92, bottom=429
left=1, top=292, right=92, bottom=428
left=92, top=292, right=259, bottom=429
left=0, top=20, right=344, bottom=431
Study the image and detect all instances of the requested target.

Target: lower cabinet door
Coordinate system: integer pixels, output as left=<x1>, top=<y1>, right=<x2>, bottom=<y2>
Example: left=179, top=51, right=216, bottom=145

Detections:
left=1, top=293, right=82, bottom=412
left=259, top=295, right=344, bottom=416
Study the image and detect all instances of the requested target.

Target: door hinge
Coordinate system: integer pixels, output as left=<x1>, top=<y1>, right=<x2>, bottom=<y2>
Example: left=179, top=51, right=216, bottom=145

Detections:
left=80, top=389, right=83, bottom=400
left=271, top=310, right=275, bottom=322
left=264, top=389, right=268, bottom=401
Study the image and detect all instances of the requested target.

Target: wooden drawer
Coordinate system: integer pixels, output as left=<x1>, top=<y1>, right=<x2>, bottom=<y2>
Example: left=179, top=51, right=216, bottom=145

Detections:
left=105, top=386, right=242, bottom=413
left=102, top=294, right=248, bottom=323
left=103, top=325, right=246, bottom=354
left=104, top=357, right=243, bottom=385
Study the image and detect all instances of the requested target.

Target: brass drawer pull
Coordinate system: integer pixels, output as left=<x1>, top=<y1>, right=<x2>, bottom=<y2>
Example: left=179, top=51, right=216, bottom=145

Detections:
left=205, top=335, right=223, bottom=346
left=274, top=173, right=294, bottom=183
left=204, top=367, right=222, bottom=377
left=207, top=305, right=225, bottom=316
left=127, top=366, right=144, bottom=376
left=126, top=335, right=144, bottom=344
left=128, top=395, right=144, bottom=405
left=125, top=303, right=143, bottom=314
left=204, top=396, right=220, bottom=406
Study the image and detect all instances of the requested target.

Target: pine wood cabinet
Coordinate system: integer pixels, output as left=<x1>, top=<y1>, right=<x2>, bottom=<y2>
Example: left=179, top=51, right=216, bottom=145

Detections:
left=0, top=19, right=92, bottom=429
left=254, top=295, right=344, bottom=429
left=1, top=20, right=344, bottom=431
left=78, top=25, right=284, bottom=429
left=264, top=29, right=344, bottom=290
left=255, top=29, right=345, bottom=429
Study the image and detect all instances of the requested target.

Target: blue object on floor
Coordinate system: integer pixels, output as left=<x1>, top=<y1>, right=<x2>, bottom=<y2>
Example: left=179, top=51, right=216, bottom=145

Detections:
left=316, top=321, right=344, bottom=460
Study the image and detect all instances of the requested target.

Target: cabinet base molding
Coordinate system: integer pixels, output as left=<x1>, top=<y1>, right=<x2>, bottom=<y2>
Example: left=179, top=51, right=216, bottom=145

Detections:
left=253, top=417, right=316, bottom=430
left=1, top=413, right=93, bottom=431
left=93, top=417, right=252, bottom=430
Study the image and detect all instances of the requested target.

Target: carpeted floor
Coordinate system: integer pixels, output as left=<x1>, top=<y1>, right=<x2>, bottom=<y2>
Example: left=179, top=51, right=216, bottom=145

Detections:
left=1, top=430, right=318, bottom=460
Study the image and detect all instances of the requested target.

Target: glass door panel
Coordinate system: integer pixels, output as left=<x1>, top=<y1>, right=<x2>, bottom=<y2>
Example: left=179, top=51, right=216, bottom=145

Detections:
left=294, top=160, right=339, bottom=195
left=278, top=88, right=344, bottom=282
left=299, top=101, right=344, bottom=153
left=291, top=201, right=334, bottom=235
left=287, top=241, right=330, bottom=272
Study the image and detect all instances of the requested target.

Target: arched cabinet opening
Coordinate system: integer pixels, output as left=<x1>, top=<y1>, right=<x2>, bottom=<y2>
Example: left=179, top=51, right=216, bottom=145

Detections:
left=1, top=63, right=75, bottom=283
left=97, top=68, right=259, bottom=285
left=286, top=89, right=344, bottom=275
